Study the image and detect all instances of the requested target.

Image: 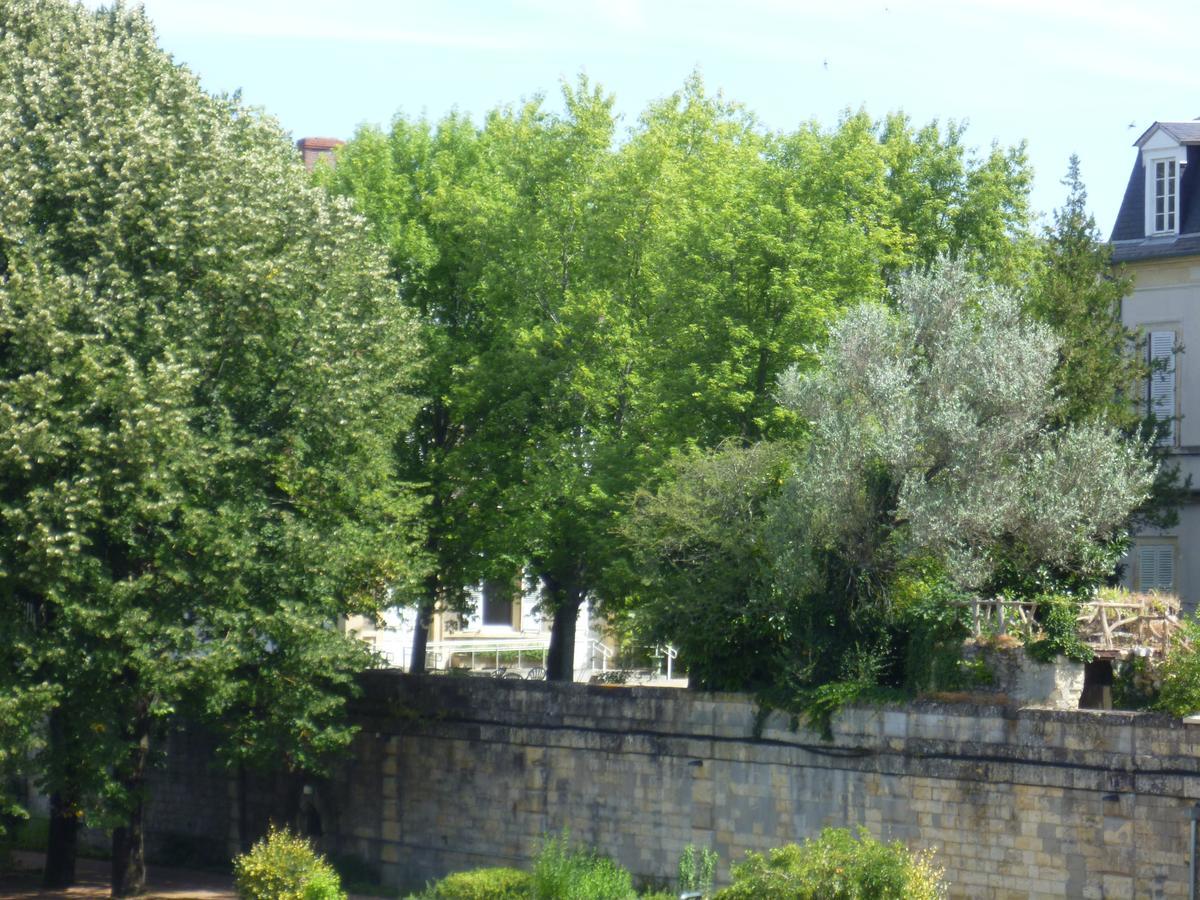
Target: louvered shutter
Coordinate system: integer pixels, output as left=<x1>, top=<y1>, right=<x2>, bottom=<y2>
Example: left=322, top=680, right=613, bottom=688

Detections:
left=1137, top=544, right=1175, bottom=592
left=1149, top=331, right=1177, bottom=444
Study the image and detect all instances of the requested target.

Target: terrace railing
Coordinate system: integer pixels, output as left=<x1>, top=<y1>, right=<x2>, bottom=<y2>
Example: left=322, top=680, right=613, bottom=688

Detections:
left=961, top=593, right=1182, bottom=658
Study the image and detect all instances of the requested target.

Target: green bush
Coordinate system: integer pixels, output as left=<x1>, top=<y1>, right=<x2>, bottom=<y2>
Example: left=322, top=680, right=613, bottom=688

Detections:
left=428, top=868, right=533, bottom=899
left=714, top=828, right=945, bottom=900
left=1154, top=618, right=1200, bottom=717
left=677, top=844, right=718, bottom=896
left=233, top=827, right=347, bottom=900
left=1026, top=595, right=1093, bottom=664
left=531, top=831, right=635, bottom=900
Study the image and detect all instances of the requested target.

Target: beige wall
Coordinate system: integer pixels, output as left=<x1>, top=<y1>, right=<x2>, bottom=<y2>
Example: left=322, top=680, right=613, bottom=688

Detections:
left=1123, top=257, right=1200, bottom=611
left=150, top=674, right=1200, bottom=898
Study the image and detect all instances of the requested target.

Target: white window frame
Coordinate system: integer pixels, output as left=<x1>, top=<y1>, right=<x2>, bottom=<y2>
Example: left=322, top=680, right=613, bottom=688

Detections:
left=1144, top=148, right=1187, bottom=236
left=1134, top=539, right=1178, bottom=595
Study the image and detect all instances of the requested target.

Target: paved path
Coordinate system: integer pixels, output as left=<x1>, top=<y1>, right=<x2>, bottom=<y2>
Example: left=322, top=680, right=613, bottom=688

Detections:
left=0, top=852, right=234, bottom=899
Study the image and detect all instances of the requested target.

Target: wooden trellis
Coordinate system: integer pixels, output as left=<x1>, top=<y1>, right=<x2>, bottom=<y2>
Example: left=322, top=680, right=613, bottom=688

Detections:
left=960, top=593, right=1183, bottom=658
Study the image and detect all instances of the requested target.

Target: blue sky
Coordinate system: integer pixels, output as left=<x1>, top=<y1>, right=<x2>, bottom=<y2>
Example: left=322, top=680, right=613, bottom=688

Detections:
left=90, top=0, right=1200, bottom=236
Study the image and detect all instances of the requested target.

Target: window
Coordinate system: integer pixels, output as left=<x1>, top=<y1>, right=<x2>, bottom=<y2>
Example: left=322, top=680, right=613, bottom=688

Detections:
left=1154, top=158, right=1178, bottom=233
left=1148, top=329, right=1178, bottom=445
left=481, top=579, right=514, bottom=627
left=1137, top=542, right=1176, bottom=593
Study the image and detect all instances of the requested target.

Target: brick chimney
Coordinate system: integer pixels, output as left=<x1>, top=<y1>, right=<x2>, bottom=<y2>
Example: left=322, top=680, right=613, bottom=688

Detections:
left=296, top=136, right=344, bottom=171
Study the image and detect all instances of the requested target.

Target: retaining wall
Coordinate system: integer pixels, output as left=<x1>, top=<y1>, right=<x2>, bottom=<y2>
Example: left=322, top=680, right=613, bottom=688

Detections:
left=148, top=672, right=1200, bottom=898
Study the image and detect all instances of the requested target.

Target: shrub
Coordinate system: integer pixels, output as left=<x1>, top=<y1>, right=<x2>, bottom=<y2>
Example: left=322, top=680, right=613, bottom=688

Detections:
left=428, top=868, right=533, bottom=899
left=1026, top=595, right=1093, bottom=664
left=677, top=843, right=718, bottom=896
left=531, top=831, right=635, bottom=900
left=713, top=827, right=946, bottom=900
left=1154, top=618, right=1200, bottom=717
left=233, top=827, right=347, bottom=900
left=1113, top=654, right=1160, bottom=710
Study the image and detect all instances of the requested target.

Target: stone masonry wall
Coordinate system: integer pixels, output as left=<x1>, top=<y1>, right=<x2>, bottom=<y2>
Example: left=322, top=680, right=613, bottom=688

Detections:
left=149, top=672, right=1200, bottom=898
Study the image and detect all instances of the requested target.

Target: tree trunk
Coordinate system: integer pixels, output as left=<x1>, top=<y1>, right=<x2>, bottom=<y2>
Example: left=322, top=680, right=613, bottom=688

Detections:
left=43, top=707, right=78, bottom=890
left=546, top=585, right=583, bottom=682
left=43, top=790, right=79, bottom=889
left=110, top=710, right=151, bottom=897
left=409, top=593, right=435, bottom=674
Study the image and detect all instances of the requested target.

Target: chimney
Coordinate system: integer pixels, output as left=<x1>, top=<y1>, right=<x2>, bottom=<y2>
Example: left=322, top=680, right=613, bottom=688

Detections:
left=296, top=136, right=344, bottom=171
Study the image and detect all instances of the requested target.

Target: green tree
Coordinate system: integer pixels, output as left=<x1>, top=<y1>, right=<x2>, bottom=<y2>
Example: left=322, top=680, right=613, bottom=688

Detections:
left=619, top=442, right=790, bottom=690
left=323, top=74, right=1036, bottom=682
left=319, top=113, right=514, bottom=672
left=0, top=1, right=424, bottom=893
left=1025, top=156, right=1185, bottom=538
left=1027, top=156, right=1139, bottom=427
left=628, top=260, right=1155, bottom=696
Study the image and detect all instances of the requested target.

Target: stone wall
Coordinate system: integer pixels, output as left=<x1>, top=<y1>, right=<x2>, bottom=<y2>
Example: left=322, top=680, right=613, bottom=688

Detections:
left=149, top=672, right=1200, bottom=898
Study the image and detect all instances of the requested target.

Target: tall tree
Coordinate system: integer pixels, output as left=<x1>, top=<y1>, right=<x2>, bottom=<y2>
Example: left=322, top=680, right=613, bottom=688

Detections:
left=324, top=74, right=1036, bottom=682
left=0, top=1, right=424, bottom=893
left=319, top=114, right=511, bottom=672
left=1027, top=156, right=1139, bottom=427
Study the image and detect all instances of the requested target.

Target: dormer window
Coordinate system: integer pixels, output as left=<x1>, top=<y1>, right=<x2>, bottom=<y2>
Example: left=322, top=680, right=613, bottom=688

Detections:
left=1154, top=159, right=1177, bottom=233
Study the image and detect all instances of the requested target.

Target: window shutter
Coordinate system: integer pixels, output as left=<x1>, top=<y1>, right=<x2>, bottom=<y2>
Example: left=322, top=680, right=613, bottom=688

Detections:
left=1149, top=331, right=1176, bottom=444
left=1138, top=544, right=1175, bottom=592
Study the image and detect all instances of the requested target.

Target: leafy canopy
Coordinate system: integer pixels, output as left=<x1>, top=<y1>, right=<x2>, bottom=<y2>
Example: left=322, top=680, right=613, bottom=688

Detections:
left=0, top=0, right=424, bottom=838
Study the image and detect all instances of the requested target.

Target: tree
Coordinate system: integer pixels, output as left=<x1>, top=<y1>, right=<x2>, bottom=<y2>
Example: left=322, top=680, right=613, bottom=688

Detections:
left=1026, top=156, right=1186, bottom=537
left=323, top=73, right=1037, bottom=682
left=0, top=1, right=424, bottom=893
left=1027, top=156, right=1139, bottom=427
left=319, top=114, right=511, bottom=673
left=619, top=442, right=791, bottom=690
left=628, top=260, right=1156, bottom=696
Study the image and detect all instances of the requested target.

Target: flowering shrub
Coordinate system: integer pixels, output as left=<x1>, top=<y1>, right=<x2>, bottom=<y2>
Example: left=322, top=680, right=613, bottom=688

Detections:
left=233, top=827, right=346, bottom=900
left=714, top=827, right=946, bottom=900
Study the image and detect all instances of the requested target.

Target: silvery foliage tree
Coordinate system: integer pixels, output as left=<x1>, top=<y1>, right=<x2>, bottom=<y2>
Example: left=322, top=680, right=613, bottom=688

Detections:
left=0, top=0, right=423, bottom=892
left=773, top=258, right=1156, bottom=605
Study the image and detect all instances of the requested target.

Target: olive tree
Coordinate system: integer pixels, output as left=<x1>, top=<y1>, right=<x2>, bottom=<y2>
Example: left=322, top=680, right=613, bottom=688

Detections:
left=628, top=259, right=1155, bottom=695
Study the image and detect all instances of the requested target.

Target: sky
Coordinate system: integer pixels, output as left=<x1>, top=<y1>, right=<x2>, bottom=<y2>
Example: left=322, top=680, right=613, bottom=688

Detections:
left=87, top=0, right=1200, bottom=237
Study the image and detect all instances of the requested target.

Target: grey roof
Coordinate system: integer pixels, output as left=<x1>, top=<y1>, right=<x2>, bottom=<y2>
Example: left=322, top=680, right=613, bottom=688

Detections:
left=1135, top=121, right=1200, bottom=146
left=1110, top=140, right=1200, bottom=263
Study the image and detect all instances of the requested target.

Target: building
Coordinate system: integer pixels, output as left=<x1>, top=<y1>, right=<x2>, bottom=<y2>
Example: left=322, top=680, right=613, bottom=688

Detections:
left=1111, top=120, right=1200, bottom=609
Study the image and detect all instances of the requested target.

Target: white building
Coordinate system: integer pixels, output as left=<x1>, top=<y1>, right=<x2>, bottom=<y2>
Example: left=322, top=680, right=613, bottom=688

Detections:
left=1111, top=120, right=1200, bottom=609
left=348, top=577, right=612, bottom=681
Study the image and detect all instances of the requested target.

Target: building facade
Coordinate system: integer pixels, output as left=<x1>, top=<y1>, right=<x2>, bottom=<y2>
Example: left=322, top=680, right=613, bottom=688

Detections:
left=1112, top=120, right=1200, bottom=610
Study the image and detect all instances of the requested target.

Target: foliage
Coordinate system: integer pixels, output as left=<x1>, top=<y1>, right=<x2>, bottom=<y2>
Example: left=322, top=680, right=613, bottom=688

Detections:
left=327, top=73, right=1035, bottom=680
left=1153, top=618, right=1200, bottom=717
left=0, top=684, right=56, bottom=833
left=1027, top=156, right=1140, bottom=427
left=233, top=827, right=346, bottom=900
left=1025, top=595, right=1093, bottom=664
left=1025, top=155, right=1186, bottom=535
left=427, top=867, right=534, bottom=900
left=619, top=441, right=791, bottom=690
left=714, top=828, right=946, bottom=900
left=888, top=560, right=974, bottom=693
left=766, top=259, right=1153, bottom=688
left=0, top=0, right=424, bottom=885
left=677, top=844, right=719, bottom=896
left=633, top=259, right=1155, bottom=715
left=1112, top=655, right=1160, bottom=710
left=530, top=831, right=636, bottom=900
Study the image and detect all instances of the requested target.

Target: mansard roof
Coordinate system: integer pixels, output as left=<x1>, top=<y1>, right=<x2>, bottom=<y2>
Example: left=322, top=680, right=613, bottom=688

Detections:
left=1112, top=121, right=1200, bottom=263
